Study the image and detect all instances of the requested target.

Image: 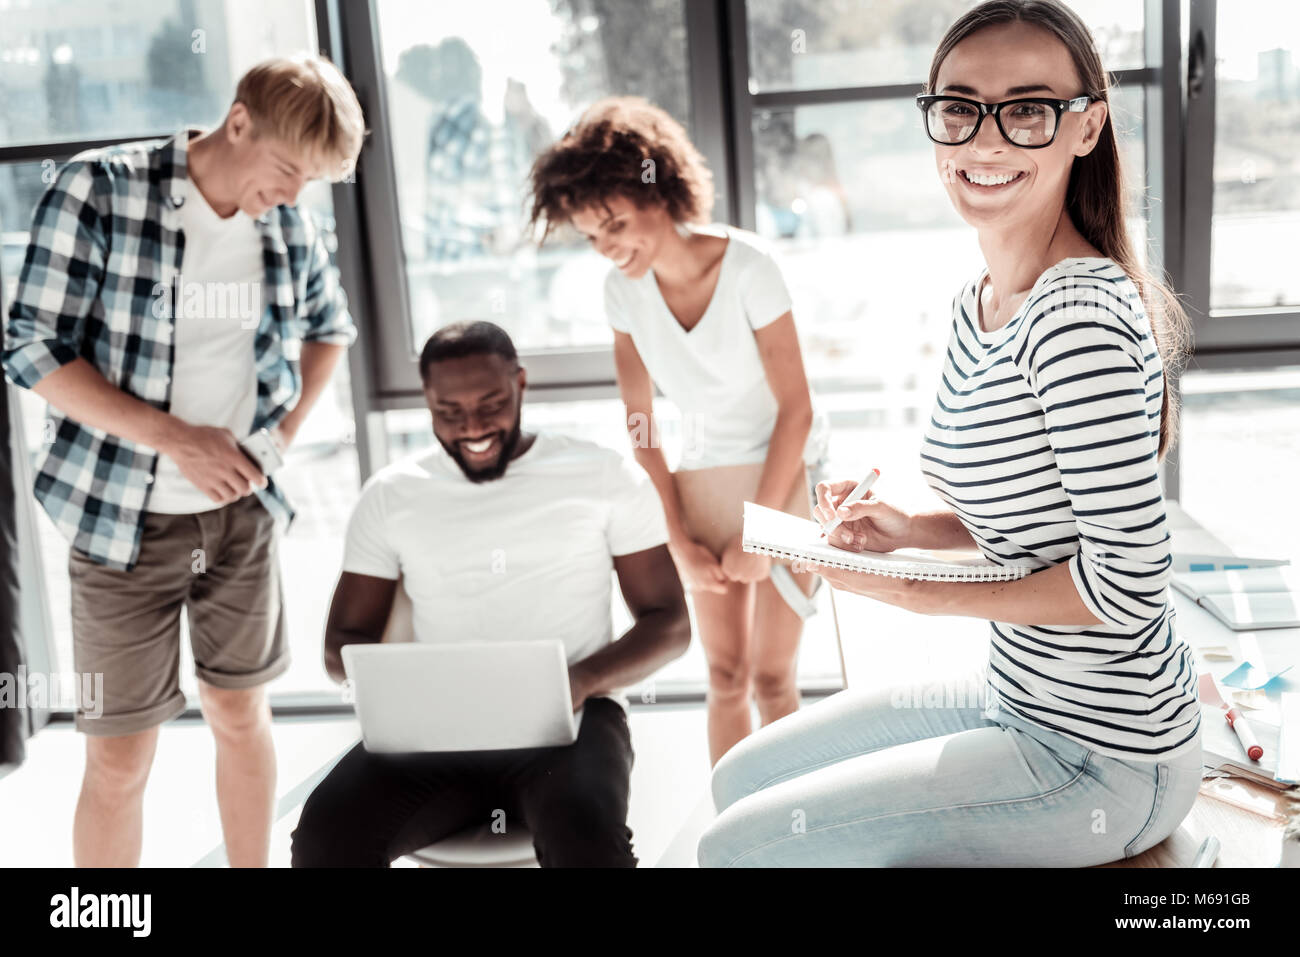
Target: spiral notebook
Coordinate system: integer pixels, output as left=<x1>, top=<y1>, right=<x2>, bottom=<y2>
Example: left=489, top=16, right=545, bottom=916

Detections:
left=741, top=502, right=1032, bottom=582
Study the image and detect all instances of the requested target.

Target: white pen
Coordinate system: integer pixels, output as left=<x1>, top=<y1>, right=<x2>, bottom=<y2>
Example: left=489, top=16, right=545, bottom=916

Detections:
left=1193, top=835, right=1220, bottom=868
left=1225, top=706, right=1264, bottom=761
left=820, top=468, right=880, bottom=539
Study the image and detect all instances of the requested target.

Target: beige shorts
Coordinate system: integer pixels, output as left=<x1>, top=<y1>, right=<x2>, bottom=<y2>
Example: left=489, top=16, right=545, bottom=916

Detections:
left=673, top=462, right=815, bottom=557
left=68, top=494, right=289, bottom=736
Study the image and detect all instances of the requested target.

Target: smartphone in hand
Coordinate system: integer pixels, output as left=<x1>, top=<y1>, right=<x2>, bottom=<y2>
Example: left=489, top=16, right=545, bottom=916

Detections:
left=237, top=428, right=285, bottom=477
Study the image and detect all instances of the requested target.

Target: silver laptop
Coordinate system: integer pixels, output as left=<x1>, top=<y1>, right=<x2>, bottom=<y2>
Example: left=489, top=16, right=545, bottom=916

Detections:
left=341, top=640, right=581, bottom=753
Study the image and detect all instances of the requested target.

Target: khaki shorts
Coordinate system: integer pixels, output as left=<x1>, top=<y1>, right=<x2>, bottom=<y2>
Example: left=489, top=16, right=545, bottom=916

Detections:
left=673, top=462, right=815, bottom=557
left=68, top=494, right=289, bottom=736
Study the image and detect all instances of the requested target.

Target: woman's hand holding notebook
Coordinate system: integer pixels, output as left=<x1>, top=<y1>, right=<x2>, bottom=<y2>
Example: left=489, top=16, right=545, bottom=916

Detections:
left=741, top=502, right=1031, bottom=582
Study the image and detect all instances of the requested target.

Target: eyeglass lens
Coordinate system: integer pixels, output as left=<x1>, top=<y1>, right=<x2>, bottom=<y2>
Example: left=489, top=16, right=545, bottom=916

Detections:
left=925, top=100, right=1057, bottom=147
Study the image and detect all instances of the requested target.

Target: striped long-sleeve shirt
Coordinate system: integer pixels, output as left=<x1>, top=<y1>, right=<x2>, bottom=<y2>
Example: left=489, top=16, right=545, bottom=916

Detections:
left=922, top=258, right=1200, bottom=761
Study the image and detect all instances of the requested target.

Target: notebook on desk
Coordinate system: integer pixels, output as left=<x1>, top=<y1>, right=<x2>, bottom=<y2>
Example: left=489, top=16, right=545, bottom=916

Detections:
left=741, top=502, right=1032, bottom=582
left=1172, top=566, right=1300, bottom=630
left=1199, top=702, right=1290, bottom=790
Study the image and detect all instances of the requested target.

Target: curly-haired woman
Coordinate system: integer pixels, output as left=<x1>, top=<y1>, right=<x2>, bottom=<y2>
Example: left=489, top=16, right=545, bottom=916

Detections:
left=529, top=97, right=829, bottom=765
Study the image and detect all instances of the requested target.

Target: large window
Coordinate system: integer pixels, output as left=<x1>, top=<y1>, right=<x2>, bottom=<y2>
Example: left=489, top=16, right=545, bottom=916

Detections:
left=368, top=0, right=690, bottom=395
left=732, top=0, right=1156, bottom=518
left=1179, top=0, right=1300, bottom=357
left=1209, top=3, right=1300, bottom=311
left=0, top=0, right=321, bottom=148
left=745, top=0, right=1144, bottom=93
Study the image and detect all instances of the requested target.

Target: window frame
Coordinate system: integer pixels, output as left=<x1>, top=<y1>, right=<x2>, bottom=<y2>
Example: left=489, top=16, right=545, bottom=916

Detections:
left=323, top=0, right=726, bottom=451
left=1180, top=0, right=1300, bottom=353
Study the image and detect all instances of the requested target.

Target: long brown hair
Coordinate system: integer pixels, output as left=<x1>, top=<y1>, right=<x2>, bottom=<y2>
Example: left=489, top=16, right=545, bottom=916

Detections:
left=926, top=0, right=1189, bottom=459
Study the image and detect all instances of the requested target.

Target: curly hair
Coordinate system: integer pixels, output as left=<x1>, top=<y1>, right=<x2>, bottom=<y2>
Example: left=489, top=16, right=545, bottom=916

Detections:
left=527, top=96, right=714, bottom=241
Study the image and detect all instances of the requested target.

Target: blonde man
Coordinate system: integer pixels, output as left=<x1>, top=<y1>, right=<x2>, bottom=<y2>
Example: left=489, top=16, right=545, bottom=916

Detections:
left=2, top=55, right=365, bottom=866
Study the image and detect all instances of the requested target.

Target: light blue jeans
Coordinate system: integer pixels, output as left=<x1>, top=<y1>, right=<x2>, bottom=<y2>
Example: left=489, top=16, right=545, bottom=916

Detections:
left=697, top=670, right=1203, bottom=867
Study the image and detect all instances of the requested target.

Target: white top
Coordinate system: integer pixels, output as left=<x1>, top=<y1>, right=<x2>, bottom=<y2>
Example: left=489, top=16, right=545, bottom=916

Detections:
left=921, top=258, right=1200, bottom=762
left=604, top=225, right=827, bottom=471
left=148, top=174, right=263, bottom=513
left=341, top=431, right=671, bottom=711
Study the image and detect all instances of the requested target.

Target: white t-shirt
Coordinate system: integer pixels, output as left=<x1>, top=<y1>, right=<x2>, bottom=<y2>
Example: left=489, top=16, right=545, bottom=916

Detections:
left=604, top=225, right=828, bottom=471
left=148, top=174, right=263, bottom=513
left=341, top=431, right=670, bottom=711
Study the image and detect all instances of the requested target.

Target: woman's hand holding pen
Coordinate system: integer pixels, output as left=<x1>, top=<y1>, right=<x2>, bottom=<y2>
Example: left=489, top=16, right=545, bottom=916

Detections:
left=794, top=480, right=926, bottom=611
left=813, top=479, right=914, bottom=553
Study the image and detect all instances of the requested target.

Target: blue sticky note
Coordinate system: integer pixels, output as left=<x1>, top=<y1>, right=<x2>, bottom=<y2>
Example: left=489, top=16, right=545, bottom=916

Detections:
left=1221, top=661, right=1293, bottom=691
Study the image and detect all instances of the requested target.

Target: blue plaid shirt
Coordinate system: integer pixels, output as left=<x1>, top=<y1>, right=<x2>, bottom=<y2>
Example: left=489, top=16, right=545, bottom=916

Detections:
left=2, top=129, right=357, bottom=570
left=423, top=98, right=530, bottom=260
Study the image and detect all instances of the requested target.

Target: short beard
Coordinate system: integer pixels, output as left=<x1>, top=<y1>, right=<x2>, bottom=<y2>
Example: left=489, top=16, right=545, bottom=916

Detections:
left=439, top=413, right=523, bottom=484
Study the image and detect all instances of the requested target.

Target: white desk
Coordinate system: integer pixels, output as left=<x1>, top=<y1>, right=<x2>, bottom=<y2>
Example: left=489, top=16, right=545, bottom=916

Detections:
left=1169, top=502, right=1296, bottom=700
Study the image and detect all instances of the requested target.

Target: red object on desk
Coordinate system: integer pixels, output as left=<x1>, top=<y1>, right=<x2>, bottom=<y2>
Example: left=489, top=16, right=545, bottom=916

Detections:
left=1225, top=707, right=1265, bottom=761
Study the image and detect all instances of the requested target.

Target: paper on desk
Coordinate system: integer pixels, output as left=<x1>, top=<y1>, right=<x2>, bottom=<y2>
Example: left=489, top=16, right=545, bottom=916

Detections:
left=1222, top=661, right=1294, bottom=691
left=1199, top=672, right=1227, bottom=708
left=1231, top=689, right=1271, bottom=711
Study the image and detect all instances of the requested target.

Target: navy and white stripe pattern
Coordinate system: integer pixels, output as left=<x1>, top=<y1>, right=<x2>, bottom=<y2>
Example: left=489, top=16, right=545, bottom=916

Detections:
left=3, top=130, right=356, bottom=570
left=922, top=258, right=1199, bottom=760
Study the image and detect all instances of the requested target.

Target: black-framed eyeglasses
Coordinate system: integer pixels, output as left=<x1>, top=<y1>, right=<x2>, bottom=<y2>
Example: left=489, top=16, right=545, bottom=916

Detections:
left=915, top=94, right=1092, bottom=149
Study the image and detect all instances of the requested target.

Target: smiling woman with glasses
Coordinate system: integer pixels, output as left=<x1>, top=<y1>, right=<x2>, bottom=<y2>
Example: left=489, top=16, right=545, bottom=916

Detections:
left=698, top=0, right=1202, bottom=868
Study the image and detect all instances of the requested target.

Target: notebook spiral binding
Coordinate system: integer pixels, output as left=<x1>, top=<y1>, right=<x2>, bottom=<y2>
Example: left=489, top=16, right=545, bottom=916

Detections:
left=742, top=542, right=1032, bottom=582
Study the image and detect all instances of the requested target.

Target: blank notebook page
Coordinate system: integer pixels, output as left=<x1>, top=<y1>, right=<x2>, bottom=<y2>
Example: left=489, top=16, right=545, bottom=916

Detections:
left=741, top=502, right=1032, bottom=582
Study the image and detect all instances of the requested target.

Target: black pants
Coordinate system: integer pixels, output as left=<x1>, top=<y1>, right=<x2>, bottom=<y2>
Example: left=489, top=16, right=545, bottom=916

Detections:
left=291, top=696, right=636, bottom=867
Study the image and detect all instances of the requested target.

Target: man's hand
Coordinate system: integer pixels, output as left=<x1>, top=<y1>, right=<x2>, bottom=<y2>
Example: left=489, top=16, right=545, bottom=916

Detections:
left=161, top=420, right=266, bottom=505
left=720, top=534, right=771, bottom=583
left=568, top=662, right=594, bottom=713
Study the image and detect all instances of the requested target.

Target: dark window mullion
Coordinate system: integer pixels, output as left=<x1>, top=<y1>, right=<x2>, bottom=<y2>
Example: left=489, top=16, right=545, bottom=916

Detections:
left=724, top=0, right=757, bottom=231
left=1145, top=0, right=1184, bottom=288
left=1181, top=0, right=1218, bottom=340
left=326, top=0, right=419, bottom=404
left=686, top=0, right=734, bottom=224
left=0, top=134, right=180, bottom=165
left=1146, top=0, right=1186, bottom=500
left=316, top=0, right=382, bottom=481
